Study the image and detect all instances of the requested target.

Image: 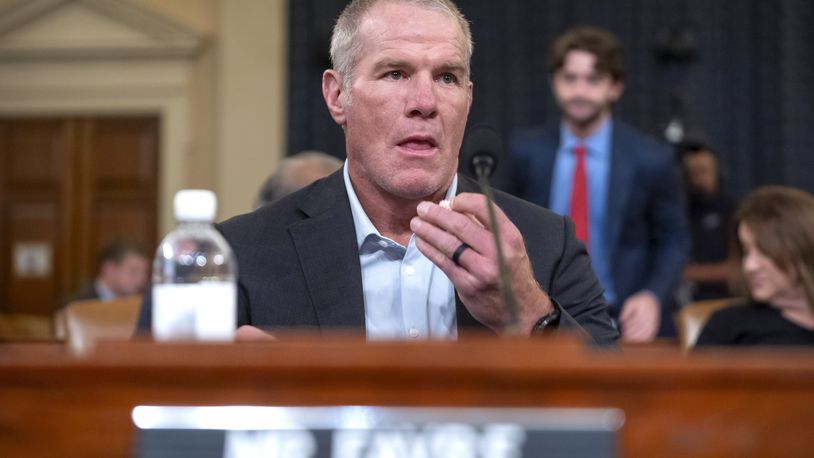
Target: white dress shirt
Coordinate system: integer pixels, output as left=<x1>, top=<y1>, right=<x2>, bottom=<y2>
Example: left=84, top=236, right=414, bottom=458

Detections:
left=343, top=162, right=458, bottom=340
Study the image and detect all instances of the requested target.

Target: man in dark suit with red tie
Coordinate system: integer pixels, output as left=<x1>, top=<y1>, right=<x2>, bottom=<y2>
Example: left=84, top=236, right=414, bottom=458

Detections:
left=510, top=27, right=688, bottom=342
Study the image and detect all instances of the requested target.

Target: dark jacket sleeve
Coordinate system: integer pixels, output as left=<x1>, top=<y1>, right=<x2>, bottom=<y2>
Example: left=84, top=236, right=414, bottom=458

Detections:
left=490, top=183, right=618, bottom=347
left=549, top=216, right=619, bottom=346
left=507, top=130, right=533, bottom=198
left=135, top=289, right=152, bottom=333
left=642, top=151, right=690, bottom=305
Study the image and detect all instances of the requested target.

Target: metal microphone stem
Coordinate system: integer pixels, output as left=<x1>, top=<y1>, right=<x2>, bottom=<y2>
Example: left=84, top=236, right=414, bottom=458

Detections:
left=475, top=168, right=520, bottom=334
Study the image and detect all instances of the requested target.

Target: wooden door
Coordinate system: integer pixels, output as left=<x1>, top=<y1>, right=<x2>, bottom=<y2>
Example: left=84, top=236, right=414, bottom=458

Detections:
left=0, top=117, right=158, bottom=315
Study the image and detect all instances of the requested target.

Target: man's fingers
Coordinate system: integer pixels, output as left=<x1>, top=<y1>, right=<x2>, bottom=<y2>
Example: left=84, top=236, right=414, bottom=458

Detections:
left=630, top=324, right=656, bottom=341
left=414, top=235, right=479, bottom=290
left=449, top=194, right=528, bottom=266
left=451, top=193, right=511, bottom=232
left=416, top=200, right=493, bottom=257
left=621, top=317, right=650, bottom=341
left=619, top=302, right=637, bottom=322
left=620, top=302, right=658, bottom=342
left=235, top=325, right=277, bottom=341
left=623, top=328, right=649, bottom=342
left=410, top=215, right=472, bottom=264
left=411, top=213, right=502, bottom=286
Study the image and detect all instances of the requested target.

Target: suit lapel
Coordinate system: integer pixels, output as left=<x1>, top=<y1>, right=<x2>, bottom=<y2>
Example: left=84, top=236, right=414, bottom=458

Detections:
left=606, top=122, right=634, bottom=259
left=288, top=172, right=366, bottom=330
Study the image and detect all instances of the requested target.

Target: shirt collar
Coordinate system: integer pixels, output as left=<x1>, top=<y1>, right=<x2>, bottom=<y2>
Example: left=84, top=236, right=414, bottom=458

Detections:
left=343, top=160, right=458, bottom=250
left=95, top=278, right=117, bottom=301
left=559, top=116, right=613, bottom=159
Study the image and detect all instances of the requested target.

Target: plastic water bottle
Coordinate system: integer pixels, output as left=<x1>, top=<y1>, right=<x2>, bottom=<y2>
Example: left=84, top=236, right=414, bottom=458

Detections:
left=152, top=189, right=237, bottom=341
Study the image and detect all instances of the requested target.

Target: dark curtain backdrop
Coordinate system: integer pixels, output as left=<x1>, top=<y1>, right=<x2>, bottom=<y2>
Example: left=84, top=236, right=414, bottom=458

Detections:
left=287, top=0, right=814, bottom=198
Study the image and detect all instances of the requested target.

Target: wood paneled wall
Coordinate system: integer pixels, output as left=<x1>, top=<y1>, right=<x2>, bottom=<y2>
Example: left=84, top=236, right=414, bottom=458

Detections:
left=0, top=117, right=158, bottom=315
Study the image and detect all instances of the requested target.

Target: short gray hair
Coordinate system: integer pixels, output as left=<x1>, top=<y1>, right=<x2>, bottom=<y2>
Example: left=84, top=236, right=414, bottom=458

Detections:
left=254, top=151, right=343, bottom=209
left=329, top=0, right=474, bottom=93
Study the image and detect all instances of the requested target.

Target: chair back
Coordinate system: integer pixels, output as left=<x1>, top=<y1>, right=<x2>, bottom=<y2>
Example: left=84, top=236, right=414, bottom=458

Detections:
left=60, top=296, right=141, bottom=354
left=675, top=298, right=741, bottom=350
left=0, top=313, right=53, bottom=341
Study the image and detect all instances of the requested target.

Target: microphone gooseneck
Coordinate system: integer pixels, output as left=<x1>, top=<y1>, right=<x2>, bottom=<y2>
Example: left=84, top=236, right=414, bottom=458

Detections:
left=461, top=124, right=520, bottom=334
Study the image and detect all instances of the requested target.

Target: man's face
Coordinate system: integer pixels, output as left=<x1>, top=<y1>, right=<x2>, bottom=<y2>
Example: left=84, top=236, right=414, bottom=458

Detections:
left=103, top=254, right=149, bottom=297
left=330, top=2, right=472, bottom=201
left=683, top=151, right=719, bottom=197
left=551, top=50, right=623, bottom=128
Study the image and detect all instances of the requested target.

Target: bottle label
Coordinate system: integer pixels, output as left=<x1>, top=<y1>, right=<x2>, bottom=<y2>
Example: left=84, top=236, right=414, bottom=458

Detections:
left=152, top=282, right=237, bottom=341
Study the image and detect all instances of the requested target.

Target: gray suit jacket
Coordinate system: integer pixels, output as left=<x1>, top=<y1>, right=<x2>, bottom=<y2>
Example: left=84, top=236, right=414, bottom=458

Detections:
left=138, top=170, right=618, bottom=345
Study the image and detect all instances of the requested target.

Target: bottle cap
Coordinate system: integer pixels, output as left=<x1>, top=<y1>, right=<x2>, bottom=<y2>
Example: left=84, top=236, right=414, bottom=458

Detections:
left=174, top=189, right=217, bottom=222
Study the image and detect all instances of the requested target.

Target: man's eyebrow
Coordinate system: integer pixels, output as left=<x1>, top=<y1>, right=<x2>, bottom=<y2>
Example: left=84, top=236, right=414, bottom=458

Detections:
left=371, top=59, right=409, bottom=72
left=438, top=61, right=468, bottom=74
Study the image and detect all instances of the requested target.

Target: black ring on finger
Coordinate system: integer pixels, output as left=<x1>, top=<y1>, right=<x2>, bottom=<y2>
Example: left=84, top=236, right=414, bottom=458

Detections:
left=451, top=243, right=470, bottom=266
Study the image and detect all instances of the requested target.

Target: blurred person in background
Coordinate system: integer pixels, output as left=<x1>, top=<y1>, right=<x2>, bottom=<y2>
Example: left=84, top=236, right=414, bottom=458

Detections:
left=679, top=139, right=735, bottom=302
left=63, top=238, right=149, bottom=305
left=254, top=151, right=343, bottom=209
left=509, top=26, right=688, bottom=342
left=696, top=186, right=814, bottom=346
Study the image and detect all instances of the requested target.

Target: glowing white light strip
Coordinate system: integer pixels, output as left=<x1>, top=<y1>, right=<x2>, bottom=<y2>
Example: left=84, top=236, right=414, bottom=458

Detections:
left=132, top=406, right=624, bottom=431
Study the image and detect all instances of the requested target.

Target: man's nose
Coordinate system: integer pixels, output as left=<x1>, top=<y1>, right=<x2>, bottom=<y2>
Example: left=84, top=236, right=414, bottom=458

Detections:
left=405, top=74, right=438, bottom=118
left=567, top=77, right=591, bottom=95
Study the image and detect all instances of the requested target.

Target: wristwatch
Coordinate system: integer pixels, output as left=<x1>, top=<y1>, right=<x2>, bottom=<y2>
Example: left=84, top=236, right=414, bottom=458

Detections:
left=531, top=302, right=561, bottom=335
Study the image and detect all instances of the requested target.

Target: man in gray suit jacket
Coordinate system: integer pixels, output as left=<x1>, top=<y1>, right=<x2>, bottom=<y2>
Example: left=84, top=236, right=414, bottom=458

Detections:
left=138, top=0, right=618, bottom=345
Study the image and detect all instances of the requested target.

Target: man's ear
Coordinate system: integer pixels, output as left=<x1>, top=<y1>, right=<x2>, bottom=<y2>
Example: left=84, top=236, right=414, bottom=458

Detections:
left=610, top=80, right=625, bottom=103
left=322, top=69, right=347, bottom=126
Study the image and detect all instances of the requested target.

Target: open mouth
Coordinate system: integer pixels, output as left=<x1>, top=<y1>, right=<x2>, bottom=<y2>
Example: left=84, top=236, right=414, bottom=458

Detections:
left=397, top=135, right=438, bottom=154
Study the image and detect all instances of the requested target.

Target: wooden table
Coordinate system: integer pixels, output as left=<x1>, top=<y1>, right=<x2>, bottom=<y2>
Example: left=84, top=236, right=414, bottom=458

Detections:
left=2, top=336, right=814, bottom=457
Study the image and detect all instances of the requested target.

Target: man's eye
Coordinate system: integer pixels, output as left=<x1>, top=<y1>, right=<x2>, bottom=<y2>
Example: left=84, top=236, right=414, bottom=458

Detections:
left=388, top=70, right=404, bottom=80
left=440, top=73, right=458, bottom=84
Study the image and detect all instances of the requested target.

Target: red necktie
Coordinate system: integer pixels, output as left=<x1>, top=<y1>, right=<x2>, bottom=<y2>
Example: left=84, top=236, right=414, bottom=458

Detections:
left=570, top=144, right=589, bottom=250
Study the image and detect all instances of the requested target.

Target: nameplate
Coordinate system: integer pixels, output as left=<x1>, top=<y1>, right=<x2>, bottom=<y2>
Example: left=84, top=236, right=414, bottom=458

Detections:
left=133, top=405, right=623, bottom=458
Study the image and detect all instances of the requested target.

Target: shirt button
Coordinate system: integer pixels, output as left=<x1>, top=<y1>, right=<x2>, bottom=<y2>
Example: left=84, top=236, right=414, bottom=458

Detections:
left=378, top=240, right=388, bottom=248
left=408, top=327, right=420, bottom=338
left=404, top=265, right=415, bottom=276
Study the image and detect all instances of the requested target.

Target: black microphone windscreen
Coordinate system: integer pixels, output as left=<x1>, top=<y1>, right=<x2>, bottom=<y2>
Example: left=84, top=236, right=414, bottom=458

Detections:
left=461, top=123, right=503, bottom=178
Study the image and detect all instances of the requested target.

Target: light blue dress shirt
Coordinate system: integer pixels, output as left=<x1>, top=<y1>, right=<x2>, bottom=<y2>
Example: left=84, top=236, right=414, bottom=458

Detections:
left=549, top=118, right=616, bottom=305
left=343, top=162, right=458, bottom=340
